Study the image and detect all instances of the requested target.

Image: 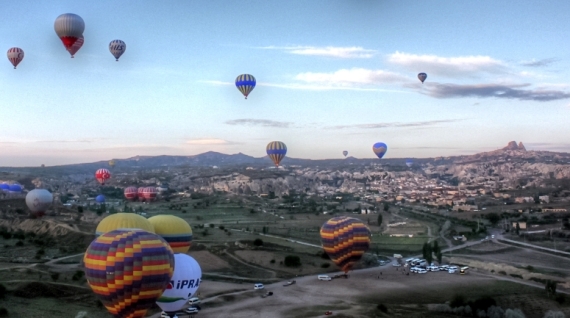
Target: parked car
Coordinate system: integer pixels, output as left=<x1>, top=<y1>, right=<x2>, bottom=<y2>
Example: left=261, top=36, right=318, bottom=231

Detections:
left=185, top=307, right=199, bottom=314
left=448, top=269, right=456, bottom=274
left=283, top=280, right=296, bottom=286
left=254, top=283, right=265, bottom=290
left=188, top=297, right=201, bottom=305
left=417, top=269, right=428, bottom=274
left=160, top=312, right=178, bottom=318
left=392, top=262, right=402, bottom=267
left=318, top=275, right=332, bottom=281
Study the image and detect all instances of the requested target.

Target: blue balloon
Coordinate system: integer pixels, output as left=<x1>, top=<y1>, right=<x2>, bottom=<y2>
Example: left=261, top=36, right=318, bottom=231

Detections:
left=0, top=184, right=9, bottom=191
left=372, top=142, right=387, bottom=159
left=9, top=184, right=22, bottom=192
left=96, top=194, right=106, bottom=203
left=235, top=74, right=256, bottom=99
left=406, top=159, right=413, bottom=167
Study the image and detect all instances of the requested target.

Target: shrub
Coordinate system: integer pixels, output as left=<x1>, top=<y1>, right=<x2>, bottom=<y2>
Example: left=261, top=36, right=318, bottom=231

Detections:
left=0, top=284, right=6, bottom=299
left=50, top=272, right=60, bottom=281
left=0, top=307, right=7, bottom=317
left=253, top=238, right=263, bottom=246
left=377, top=303, right=388, bottom=313
left=544, top=310, right=566, bottom=318
left=510, top=274, right=523, bottom=279
left=72, top=270, right=84, bottom=281
left=525, top=265, right=534, bottom=271
left=284, top=255, right=301, bottom=267
left=319, top=251, right=330, bottom=260
left=321, top=263, right=330, bottom=268
left=1, top=232, right=11, bottom=239
left=555, top=293, right=566, bottom=304
left=450, top=294, right=467, bottom=308
left=498, top=271, right=507, bottom=275
left=504, top=308, right=526, bottom=318
left=15, top=240, right=24, bottom=247
left=219, top=225, right=225, bottom=230
left=270, top=259, right=275, bottom=264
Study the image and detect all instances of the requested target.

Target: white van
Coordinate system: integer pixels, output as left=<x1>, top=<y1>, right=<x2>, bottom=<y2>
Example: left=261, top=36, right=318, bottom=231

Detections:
left=254, top=283, right=264, bottom=290
left=318, top=275, right=332, bottom=281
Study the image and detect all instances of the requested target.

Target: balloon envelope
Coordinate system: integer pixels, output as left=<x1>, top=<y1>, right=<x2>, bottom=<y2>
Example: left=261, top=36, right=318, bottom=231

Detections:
left=95, top=168, right=111, bottom=185
left=372, top=142, right=388, bottom=159
left=124, top=186, right=138, bottom=200
left=418, top=72, right=427, bottom=83
left=343, top=151, right=348, bottom=157
left=266, top=141, right=287, bottom=166
left=26, top=189, right=53, bottom=217
left=156, top=254, right=202, bottom=313
left=7, top=47, right=24, bottom=69
left=320, top=216, right=371, bottom=273
left=235, top=74, right=256, bottom=99
left=54, top=13, right=85, bottom=49
left=137, top=187, right=146, bottom=201
left=143, top=187, right=158, bottom=201
left=9, top=184, right=22, bottom=193
left=406, top=159, right=413, bottom=167
left=95, top=194, right=105, bottom=203
left=149, top=215, right=193, bottom=253
left=95, top=213, right=155, bottom=236
left=84, top=229, right=174, bottom=318
left=109, top=40, right=126, bottom=61
left=66, top=35, right=83, bottom=57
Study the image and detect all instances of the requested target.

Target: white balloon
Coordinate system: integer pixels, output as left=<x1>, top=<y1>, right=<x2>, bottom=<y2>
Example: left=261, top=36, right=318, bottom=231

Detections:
left=156, top=254, right=202, bottom=313
left=109, top=40, right=126, bottom=61
left=26, top=189, right=53, bottom=214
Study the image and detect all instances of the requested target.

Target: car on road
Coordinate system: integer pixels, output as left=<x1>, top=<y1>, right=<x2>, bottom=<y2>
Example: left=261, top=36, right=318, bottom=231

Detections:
left=160, top=312, right=178, bottom=318
left=283, top=280, right=296, bottom=286
left=492, top=235, right=495, bottom=239
left=254, top=283, right=265, bottom=290
left=185, top=307, right=200, bottom=314
left=392, top=262, right=402, bottom=267
left=448, top=269, right=456, bottom=274
left=318, top=275, right=332, bottom=281
left=188, top=297, right=201, bottom=305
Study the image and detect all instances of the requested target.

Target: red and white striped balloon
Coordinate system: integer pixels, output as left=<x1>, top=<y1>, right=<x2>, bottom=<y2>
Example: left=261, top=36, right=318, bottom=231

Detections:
left=124, top=186, right=138, bottom=201
left=66, top=35, right=84, bottom=58
left=7, top=48, right=24, bottom=69
left=95, top=168, right=111, bottom=185
left=143, top=187, right=158, bottom=201
left=138, top=187, right=146, bottom=201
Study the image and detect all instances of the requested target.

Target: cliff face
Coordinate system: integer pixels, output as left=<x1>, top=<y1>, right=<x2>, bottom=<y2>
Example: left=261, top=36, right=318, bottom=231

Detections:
left=503, top=141, right=526, bottom=151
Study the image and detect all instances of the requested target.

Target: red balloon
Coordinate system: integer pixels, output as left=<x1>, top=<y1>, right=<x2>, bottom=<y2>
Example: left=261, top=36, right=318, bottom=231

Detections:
left=95, top=168, right=111, bottom=185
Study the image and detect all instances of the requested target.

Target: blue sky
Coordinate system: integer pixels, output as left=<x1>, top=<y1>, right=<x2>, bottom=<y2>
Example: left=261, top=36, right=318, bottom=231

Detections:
left=1, top=1, right=570, bottom=166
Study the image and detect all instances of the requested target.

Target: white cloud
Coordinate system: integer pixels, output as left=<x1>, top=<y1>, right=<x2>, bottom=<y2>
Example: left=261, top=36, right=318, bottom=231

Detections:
left=259, top=46, right=376, bottom=58
left=387, top=52, right=507, bottom=77
left=295, top=68, right=409, bottom=86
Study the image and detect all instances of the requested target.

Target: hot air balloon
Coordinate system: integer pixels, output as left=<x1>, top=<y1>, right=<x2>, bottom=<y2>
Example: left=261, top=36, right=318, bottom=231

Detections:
left=95, top=194, right=105, bottom=203
left=84, top=229, right=174, bottom=318
left=66, top=35, right=83, bottom=58
left=95, top=212, right=155, bottom=236
left=343, top=151, right=348, bottom=157
left=266, top=141, right=287, bottom=167
left=372, top=142, right=388, bottom=159
left=156, top=254, right=202, bottom=316
left=124, top=186, right=138, bottom=201
left=7, top=47, right=24, bottom=69
left=25, top=189, right=53, bottom=218
left=0, top=184, right=9, bottom=192
left=108, top=160, right=116, bottom=168
left=406, top=159, right=413, bottom=167
left=149, top=215, right=193, bottom=253
left=143, top=187, right=158, bottom=201
left=138, top=187, right=146, bottom=201
left=418, top=72, right=427, bottom=84
left=54, top=13, right=85, bottom=51
left=109, top=40, right=126, bottom=61
left=95, top=168, right=111, bottom=185
left=9, top=184, right=22, bottom=193
left=235, top=74, right=256, bottom=99
left=320, top=216, right=371, bottom=273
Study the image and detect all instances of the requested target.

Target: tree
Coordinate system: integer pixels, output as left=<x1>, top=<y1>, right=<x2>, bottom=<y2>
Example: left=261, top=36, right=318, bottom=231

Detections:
left=284, top=255, right=301, bottom=267
left=546, top=280, right=557, bottom=297
left=432, top=241, right=440, bottom=255
left=77, top=206, right=83, bottom=213
left=0, top=284, right=6, bottom=299
left=50, top=272, right=60, bottom=282
left=383, top=203, right=389, bottom=212
left=543, top=310, right=566, bottom=318
left=436, top=251, right=442, bottom=264
left=487, top=213, right=501, bottom=226
left=377, top=214, right=383, bottom=227
left=505, top=308, right=526, bottom=318
left=253, top=238, right=263, bottom=246
left=516, top=222, right=520, bottom=235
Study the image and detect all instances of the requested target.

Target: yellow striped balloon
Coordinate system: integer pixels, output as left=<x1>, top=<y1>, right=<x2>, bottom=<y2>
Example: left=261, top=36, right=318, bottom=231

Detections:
left=266, top=141, right=287, bottom=166
left=148, top=215, right=193, bottom=253
left=320, top=216, right=371, bottom=273
left=95, top=213, right=155, bottom=236
left=83, top=229, right=174, bottom=318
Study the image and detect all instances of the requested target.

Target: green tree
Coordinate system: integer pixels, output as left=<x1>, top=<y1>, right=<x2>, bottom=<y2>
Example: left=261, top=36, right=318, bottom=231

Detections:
left=77, top=206, right=83, bottom=213
left=516, top=222, right=520, bottom=235
left=377, top=214, right=383, bottom=227
left=0, top=284, right=6, bottom=299
left=284, top=255, right=301, bottom=267
left=436, top=251, right=442, bottom=264
left=253, top=238, right=263, bottom=246
left=487, top=213, right=501, bottom=226
left=546, top=280, right=557, bottom=297
left=383, top=203, right=389, bottom=212
left=50, top=272, right=60, bottom=282
left=432, top=240, right=440, bottom=255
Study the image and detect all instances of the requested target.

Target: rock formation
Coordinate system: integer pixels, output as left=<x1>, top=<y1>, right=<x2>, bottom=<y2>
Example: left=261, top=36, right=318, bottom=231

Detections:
left=518, top=142, right=526, bottom=151
left=503, top=141, right=526, bottom=151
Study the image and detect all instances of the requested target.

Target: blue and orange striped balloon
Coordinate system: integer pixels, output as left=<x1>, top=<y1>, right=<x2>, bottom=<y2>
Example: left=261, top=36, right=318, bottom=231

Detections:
left=235, top=74, right=256, bottom=99
left=84, top=229, right=174, bottom=318
left=266, top=141, right=287, bottom=166
left=372, top=142, right=388, bottom=159
left=320, top=216, right=371, bottom=273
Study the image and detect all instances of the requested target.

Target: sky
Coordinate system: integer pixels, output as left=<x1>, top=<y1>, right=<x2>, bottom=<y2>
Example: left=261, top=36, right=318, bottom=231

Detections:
left=2, top=1, right=570, bottom=166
